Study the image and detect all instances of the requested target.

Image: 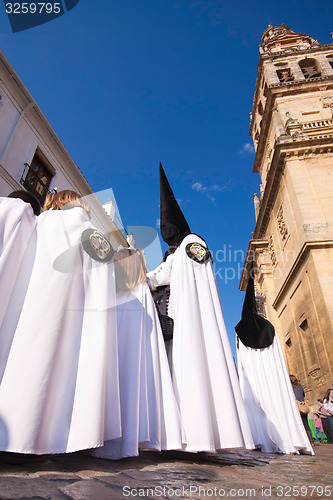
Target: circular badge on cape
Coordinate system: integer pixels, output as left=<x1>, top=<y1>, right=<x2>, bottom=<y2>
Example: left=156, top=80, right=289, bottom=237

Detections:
left=185, top=242, right=211, bottom=264
left=81, top=229, right=114, bottom=262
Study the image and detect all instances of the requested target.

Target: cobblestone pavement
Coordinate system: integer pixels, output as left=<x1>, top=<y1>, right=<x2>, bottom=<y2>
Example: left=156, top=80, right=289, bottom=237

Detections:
left=0, top=444, right=331, bottom=500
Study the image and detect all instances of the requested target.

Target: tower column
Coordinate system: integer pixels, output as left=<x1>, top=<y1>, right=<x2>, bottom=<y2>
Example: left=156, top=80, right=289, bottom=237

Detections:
left=240, top=24, right=333, bottom=403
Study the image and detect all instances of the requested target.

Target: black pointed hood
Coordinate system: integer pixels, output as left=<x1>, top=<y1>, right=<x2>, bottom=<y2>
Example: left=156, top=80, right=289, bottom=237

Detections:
left=159, top=162, right=190, bottom=249
left=235, top=261, right=275, bottom=349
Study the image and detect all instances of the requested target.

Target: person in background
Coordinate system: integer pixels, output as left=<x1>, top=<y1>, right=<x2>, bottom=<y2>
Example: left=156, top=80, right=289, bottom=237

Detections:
left=313, top=413, right=325, bottom=444
left=289, top=375, right=313, bottom=444
left=317, top=399, right=332, bottom=444
left=323, top=389, right=333, bottom=444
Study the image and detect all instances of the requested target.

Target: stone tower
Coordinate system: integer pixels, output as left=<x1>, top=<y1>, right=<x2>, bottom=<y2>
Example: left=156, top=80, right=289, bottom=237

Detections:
left=240, top=24, right=333, bottom=403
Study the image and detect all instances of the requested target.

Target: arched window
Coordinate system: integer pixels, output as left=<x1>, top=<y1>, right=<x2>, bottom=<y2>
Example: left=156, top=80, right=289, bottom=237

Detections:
left=299, top=58, right=321, bottom=79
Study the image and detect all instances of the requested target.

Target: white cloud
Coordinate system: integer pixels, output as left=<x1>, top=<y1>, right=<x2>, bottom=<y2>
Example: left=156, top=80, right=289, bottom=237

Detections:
left=192, top=182, right=224, bottom=193
left=191, top=181, right=225, bottom=203
left=239, top=142, right=255, bottom=156
left=156, top=218, right=160, bottom=228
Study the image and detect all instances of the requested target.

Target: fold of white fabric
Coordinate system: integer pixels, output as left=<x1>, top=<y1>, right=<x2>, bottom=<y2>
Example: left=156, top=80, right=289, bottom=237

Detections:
left=91, top=283, right=184, bottom=460
left=237, top=335, right=314, bottom=455
left=0, top=207, right=120, bottom=454
left=0, top=197, right=37, bottom=383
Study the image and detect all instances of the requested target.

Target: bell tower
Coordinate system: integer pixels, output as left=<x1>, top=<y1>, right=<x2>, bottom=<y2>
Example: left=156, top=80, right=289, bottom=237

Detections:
left=240, top=24, right=333, bottom=403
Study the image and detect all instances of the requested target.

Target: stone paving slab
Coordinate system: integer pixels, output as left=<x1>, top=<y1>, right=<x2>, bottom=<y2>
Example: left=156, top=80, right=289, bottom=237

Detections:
left=59, top=479, right=125, bottom=500
left=0, top=445, right=331, bottom=500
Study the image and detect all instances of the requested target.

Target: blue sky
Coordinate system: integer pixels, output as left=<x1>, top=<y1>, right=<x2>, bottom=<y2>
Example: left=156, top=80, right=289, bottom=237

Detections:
left=1, top=1, right=332, bottom=358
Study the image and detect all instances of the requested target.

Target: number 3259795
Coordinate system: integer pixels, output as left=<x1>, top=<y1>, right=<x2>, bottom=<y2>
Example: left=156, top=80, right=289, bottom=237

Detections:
left=5, top=3, right=62, bottom=14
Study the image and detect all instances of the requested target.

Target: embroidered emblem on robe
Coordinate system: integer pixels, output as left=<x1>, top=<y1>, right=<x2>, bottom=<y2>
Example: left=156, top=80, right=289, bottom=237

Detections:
left=185, top=242, right=211, bottom=263
left=81, top=229, right=114, bottom=262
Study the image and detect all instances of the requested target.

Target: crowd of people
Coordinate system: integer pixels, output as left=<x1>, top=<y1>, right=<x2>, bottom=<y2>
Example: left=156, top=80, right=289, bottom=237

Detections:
left=290, top=376, right=333, bottom=445
left=0, top=179, right=255, bottom=458
left=0, top=165, right=324, bottom=458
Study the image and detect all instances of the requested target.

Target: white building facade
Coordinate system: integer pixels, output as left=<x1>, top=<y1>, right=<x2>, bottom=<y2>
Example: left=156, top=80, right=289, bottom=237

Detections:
left=0, top=49, right=126, bottom=247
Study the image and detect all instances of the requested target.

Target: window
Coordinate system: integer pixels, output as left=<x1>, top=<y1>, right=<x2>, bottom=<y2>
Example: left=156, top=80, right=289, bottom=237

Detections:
left=276, top=68, right=294, bottom=83
left=299, top=319, right=308, bottom=331
left=20, top=152, right=54, bottom=205
left=299, top=58, right=321, bottom=79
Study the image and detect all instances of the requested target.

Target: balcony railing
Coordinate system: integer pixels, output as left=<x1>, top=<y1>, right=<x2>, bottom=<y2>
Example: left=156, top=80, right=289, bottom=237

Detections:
left=285, top=118, right=333, bottom=140
left=19, top=163, right=51, bottom=205
left=302, top=119, right=333, bottom=130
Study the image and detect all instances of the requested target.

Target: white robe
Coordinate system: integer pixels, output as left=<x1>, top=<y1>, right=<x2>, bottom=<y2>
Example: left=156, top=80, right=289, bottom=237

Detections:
left=0, top=197, right=37, bottom=383
left=0, top=207, right=120, bottom=454
left=91, top=282, right=184, bottom=460
left=148, top=234, right=254, bottom=453
left=237, top=335, right=314, bottom=454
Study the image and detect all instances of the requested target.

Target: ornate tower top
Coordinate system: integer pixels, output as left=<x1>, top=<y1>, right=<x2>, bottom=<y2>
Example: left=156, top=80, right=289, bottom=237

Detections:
left=260, top=24, right=316, bottom=54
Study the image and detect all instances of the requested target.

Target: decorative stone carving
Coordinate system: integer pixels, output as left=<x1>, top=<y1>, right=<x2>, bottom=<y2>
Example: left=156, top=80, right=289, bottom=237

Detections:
left=268, top=235, right=276, bottom=265
left=277, top=205, right=288, bottom=242
left=261, top=24, right=313, bottom=54
left=254, top=193, right=260, bottom=221
left=321, top=96, right=333, bottom=118
left=260, top=183, right=264, bottom=198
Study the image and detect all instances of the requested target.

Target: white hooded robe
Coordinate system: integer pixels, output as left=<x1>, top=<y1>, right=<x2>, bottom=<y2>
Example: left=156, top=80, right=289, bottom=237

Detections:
left=148, top=234, right=254, bottom=453
left=0, top=207, right=120, bottom=454
left=237, top=335, right=314, bottom=454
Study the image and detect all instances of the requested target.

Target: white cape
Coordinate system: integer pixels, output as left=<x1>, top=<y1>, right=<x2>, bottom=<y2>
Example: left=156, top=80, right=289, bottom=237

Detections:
left=148, top=234, right=254, bottom=452
left=0, top=197, right=37, bottom=383
left=0, top=207, right=120, bottom=454
left=237, top=335, right=314, bottom=454
left=91, top=282, right=184, bottom=460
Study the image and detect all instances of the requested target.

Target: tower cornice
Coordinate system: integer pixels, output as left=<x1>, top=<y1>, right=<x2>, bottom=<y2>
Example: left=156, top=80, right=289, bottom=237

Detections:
left=253, top=137, right=333, bottom=240
left=252, top=76, right=333, bottom=173
left=259, top=42, right=333, bottom=62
